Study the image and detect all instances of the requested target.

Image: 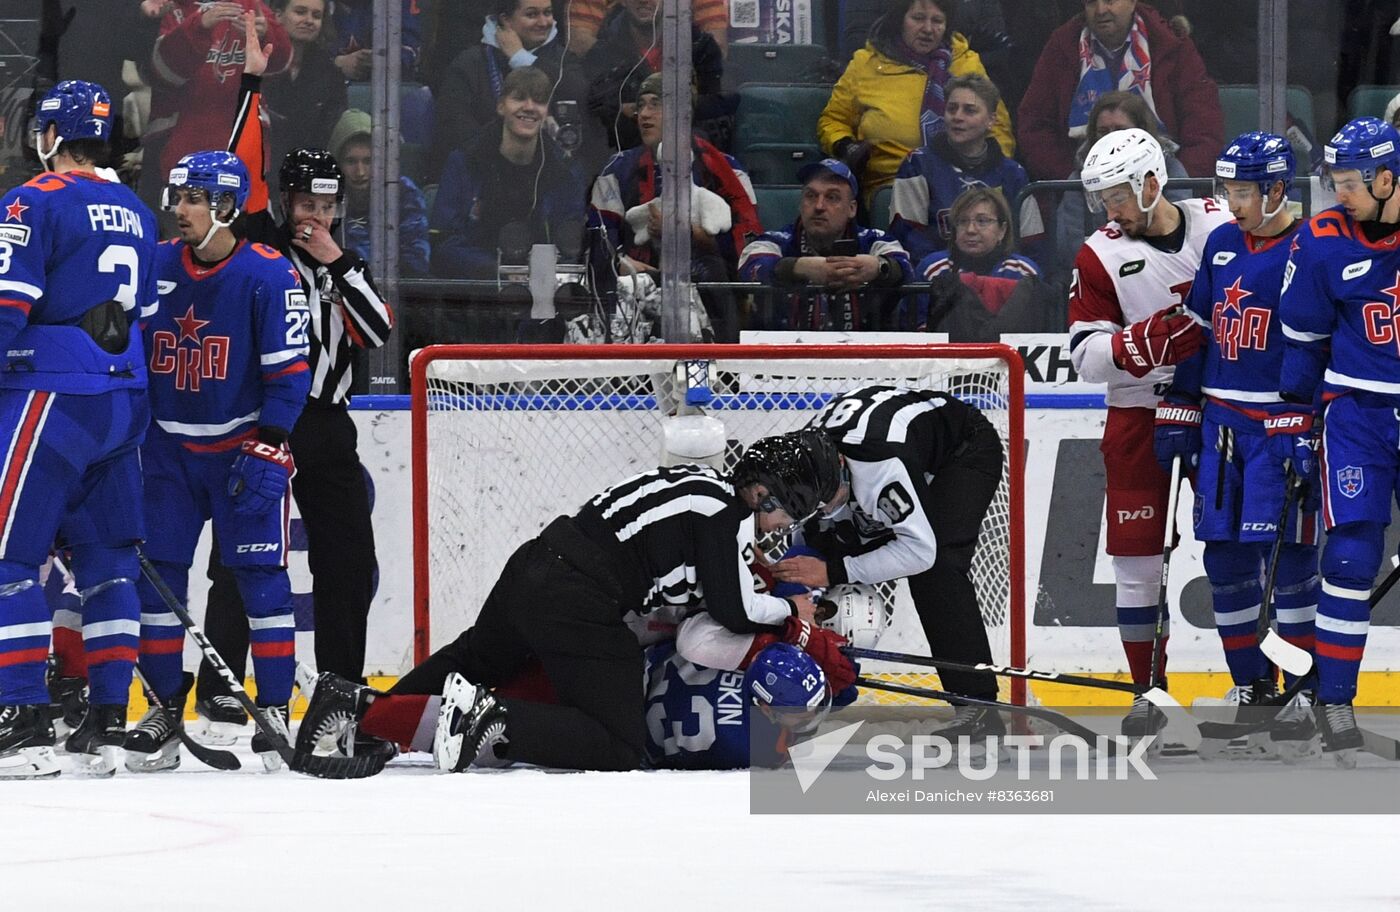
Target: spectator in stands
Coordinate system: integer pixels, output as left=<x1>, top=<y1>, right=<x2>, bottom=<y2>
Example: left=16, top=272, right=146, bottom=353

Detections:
left=888, top=74, right=1033, bottom=265
left=818, top=0, right=1015, bottom=204
left=1054, top=90, right=1189, bottom=269
left=739, top=158, right=913, bottom=332
left=264, top=0, right=346, bottom=192
left=432, top=67, right=587, bottom=279
left=330, top=109, right=431, bottom=276
left=569, top=0, right=727, bottom=57
left=910, top=187, right=1059, bottom=339
left=331, top=0, right=422, bottom=80
left=583, top=0, right=728, bottom=153
left=430, top=0, right=587, bottom=179
left=586, top=72, right=761, bottom=341
left=1016, top=0, right=1222, bottom=181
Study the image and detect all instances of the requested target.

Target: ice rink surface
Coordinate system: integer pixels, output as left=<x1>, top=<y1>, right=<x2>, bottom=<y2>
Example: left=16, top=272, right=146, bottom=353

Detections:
left=6, top=742, right=1400, bottom=912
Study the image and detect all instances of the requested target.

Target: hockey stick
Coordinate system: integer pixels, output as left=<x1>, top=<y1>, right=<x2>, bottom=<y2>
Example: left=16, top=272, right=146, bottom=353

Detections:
left=855, top=676, right=1120, bottom=755
left=1148, top=454, right=1183, bottom=689
left=49, top=554, right=241, bottom=771
left=136, top=552, right=388, bottom=780
left=1255, top=470, right=1313, bottom=677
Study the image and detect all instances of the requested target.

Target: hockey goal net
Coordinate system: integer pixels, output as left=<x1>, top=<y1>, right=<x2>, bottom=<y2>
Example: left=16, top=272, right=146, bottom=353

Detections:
left=411, top=344, right=1027, bottom=704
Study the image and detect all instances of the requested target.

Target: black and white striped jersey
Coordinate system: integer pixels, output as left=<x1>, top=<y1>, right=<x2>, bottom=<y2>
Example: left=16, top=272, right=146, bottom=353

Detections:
left=804, top=385, right=978, bottom=585
left=576, top=465, right=792, bottom=633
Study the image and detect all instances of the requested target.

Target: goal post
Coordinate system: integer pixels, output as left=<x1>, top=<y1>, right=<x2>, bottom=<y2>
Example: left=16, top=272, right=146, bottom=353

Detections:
left=411, top=343, right=1027, bottom=704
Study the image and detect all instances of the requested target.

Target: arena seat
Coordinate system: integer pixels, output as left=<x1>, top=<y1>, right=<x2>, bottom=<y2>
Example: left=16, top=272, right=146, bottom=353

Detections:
left=1347, top=84, right=1400, bottom=121
left=753, top=184, right=803, bottom=231
left=1217, top=84, right=1317, bottom=171
left=735, top=83, right=830, bottom=153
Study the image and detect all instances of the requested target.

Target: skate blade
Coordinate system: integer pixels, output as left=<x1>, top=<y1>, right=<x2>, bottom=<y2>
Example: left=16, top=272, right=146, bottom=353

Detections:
left=193, top=718, right=245, bottom=747
left=123, top=742, right=181, bottom=773
left=0, top=745, right=61, bottom=779
left=1275, top=738, right=1322, bottom=765
left=69, top=745, right=118, bottom=777
left=1328, top=747, right=1359, bottom=770
left=1197, top=736, right=1276, bottom=762
left=257, top=749, right=284, bottom=773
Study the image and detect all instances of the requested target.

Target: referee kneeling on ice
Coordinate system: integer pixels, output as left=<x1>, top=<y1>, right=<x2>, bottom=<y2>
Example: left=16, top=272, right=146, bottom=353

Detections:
left=773, top=384, right=1005, bottom=738
left=301, top=430, right=843, bottom=772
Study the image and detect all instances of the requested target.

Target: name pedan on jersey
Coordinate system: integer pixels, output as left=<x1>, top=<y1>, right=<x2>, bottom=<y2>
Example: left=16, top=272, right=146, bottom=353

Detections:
left=1069, top=197, right=1234, bottom=408
left=0, top=171, right=157, bottom=393
left=1280, top=206, right=1400, bottom=406
left=1180, top=218, right=1302, bottom=428
left=145, top=239, right=310, bottom=451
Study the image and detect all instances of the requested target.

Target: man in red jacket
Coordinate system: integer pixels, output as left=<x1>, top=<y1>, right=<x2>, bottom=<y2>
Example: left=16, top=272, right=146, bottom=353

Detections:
left=1015, top=1, right=1222, bottom=181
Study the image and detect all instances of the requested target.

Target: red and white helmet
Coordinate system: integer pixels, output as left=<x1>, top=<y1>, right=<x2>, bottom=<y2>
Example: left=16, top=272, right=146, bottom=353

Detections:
left=1081, top=127, right=1168, bottom=213
left=819, top=583, right=890, bottom=649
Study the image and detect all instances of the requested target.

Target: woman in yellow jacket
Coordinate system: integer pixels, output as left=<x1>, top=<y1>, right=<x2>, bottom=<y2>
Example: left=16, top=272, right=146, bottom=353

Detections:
left=818, top=0, right=1015, bottom=204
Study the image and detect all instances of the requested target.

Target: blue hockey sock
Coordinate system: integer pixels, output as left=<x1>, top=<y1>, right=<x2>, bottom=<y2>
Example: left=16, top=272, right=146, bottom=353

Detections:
left=136, top=560, right=188, bottom=701
left=236, top=567, right=295, bottom=706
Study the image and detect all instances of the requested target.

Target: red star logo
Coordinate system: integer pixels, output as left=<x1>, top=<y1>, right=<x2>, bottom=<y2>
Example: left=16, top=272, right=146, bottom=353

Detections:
left=1383, top=271, right=1400, bottom=314
left=1129, top=65, right=1151, bottom=94
left=4, top=199, right=27, bottom=222
left=1219, top=277, right=1252, bottom=317
left=174, top=305, right=210, bottom=345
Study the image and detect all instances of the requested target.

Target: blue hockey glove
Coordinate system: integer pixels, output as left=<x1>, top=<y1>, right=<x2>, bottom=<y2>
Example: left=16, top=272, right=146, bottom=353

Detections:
left=228, top=439, right=295, bottom=515
left=1153, top=394, right=1203, bottom=473
left=1262, top=404, right=1320, bottom=512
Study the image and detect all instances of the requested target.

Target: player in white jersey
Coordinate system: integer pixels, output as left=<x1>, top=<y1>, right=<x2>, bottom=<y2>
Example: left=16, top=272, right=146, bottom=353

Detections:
left=1067, top=128, right=1235, bottom=736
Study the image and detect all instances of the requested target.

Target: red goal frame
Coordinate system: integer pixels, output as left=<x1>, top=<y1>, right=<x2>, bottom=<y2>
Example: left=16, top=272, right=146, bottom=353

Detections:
left=411, top=343, right=1027, bottom=703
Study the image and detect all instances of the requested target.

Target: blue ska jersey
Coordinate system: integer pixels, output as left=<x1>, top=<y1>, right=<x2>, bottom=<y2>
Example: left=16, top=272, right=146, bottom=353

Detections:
left=146, top=240, right=311, bottom=450
left=1182, top=219, right=1302, bottom=427
left=644, top=644, right=784, bottom=770
left=1280, top=207, right=1400, bottom=404
left=0, top=171, right=157, bottom=393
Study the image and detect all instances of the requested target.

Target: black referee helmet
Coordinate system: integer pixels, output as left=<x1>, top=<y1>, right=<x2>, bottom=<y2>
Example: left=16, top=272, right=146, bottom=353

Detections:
left=732, top=430, right=843, bottom=522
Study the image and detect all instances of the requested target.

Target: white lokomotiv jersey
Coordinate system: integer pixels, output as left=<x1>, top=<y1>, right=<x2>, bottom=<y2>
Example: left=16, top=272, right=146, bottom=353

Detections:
left=1068, top=197, right=1235, bottom=408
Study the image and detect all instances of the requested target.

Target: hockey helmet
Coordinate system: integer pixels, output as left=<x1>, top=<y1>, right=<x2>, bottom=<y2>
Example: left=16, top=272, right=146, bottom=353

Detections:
left=1081, top=127, right=1168, bottom=213
left=280, top=148, right=346, bottom=201
left=1323, top=116, right=1400, bottom=191
left=31, top=80, right=111, bottom=167
left=818, top=583, right=891, bottom=649
left=163, top=150, right=250, bottom=215
left=732, top=430, right=843, bottom=525
left=746, top=643, right=831, bottom=733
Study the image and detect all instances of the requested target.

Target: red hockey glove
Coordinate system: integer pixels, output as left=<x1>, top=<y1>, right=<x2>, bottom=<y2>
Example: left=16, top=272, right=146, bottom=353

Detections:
left=780, top=616, right=857, bottom=696
left=1111, top=306, right=1204, bottom=378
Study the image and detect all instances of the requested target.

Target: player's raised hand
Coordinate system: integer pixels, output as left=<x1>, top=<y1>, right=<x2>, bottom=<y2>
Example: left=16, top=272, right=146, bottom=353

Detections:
left=228, top=439, right=295, bottom=515
left=773, top=554, right=830, bottom=589
left=201, top=1, right=244, bottom=30
left=1111, top=305, right=1204, bottom=378
left=242, top=10, right=274, bottom=76
left=292, top=219, right=343, bottom=264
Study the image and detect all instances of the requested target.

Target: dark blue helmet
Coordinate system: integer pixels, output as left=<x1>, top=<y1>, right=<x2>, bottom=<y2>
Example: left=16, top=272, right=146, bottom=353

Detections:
left=1323, top=116, right=1400, bottom=185
left=163, top=150, right=250, bottom=215
left=746, top=643, right=831, bottom=733
left=1216, top=131, right=1295, bottom=195
left=32, top=80, right=112, bottom=149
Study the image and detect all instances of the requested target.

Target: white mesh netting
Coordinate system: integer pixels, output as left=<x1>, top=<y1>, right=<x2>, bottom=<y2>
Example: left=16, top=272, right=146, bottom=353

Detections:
left=414, top=347, right=1024, bottom=704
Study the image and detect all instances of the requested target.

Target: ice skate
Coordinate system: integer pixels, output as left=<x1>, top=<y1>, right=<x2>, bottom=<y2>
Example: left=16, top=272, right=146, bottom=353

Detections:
left=1197, top=680, right=1279, bottom=761
left=1314, top=702, right=1362, bottom=769
left=193, top=694, right=247, bottom=746
left=434, top=673, right=510, bottom=773
left=251, top=705, right=291, bottom=772
left=0, top=705, right=60, bottom=779
left=295, top=672, right=389, bottom=759
left=928, top=704, right=1006, bottom=760
left=124, top=699, right=184, bottom=772
left=1121, top=694, right=1168, bottom=756
left=65, top=705, right=126, bottom=776
left=46, top=660, right=87, bottom=742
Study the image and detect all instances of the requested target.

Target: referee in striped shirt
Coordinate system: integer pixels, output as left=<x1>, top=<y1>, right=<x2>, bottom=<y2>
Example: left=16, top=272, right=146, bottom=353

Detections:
left=196, top=52, right=394, bottom=729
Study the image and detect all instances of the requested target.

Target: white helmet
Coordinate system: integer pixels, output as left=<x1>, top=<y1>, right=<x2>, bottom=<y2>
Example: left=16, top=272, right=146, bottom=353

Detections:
left=1081, top=127, right=1168, bottom=214
left=818, top=583, right=891, bottom=649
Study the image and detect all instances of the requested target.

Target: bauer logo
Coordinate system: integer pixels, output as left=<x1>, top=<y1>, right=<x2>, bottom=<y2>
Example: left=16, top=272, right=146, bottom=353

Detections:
left=1268, top=159, right=1289, bottom=172
left=311, top=178, right=339, bottom=194
left=217, top=172, right=240, bottom=187
left=1343, top=260, right=1372, bottom=281
left=1374, top=141, right=1396, bottom=158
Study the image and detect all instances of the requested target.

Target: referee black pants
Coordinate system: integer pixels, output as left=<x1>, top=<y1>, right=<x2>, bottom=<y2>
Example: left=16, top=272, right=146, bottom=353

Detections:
left=198, top=404, right=378, bottom=699
left=391, top=518, right=645, bottom=772
left=909, top=410, right=1005, bottom=701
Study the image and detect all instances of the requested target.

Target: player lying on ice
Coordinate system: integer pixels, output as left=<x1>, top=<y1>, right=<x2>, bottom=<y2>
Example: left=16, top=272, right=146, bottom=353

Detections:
left=297, top=430, right=849, bottom=772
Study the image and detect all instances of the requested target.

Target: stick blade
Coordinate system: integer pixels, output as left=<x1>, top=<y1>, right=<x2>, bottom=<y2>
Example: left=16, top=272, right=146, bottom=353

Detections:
left=1261, top=631, right=1314, bottom=677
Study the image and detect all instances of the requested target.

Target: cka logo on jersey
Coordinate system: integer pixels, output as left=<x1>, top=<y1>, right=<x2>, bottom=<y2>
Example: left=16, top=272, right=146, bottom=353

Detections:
left=1337, top=466, right=1364, bottom=499
left=1361, top=271, right=1400, bottom=356
left=149, top=305, right=231, bottom=391
left=1211, top=277, right=1270, bottom=361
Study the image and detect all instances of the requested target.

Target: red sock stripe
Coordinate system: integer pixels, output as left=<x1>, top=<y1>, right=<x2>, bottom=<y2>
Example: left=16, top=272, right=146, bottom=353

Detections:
left=1315, top=641, right=1365, bottom=661
left=84, top=645, right=139, bottom=666
left=250, top=640, right=295, bottom=659
left=141, top=638, right=185, bottom=655
left=1220, top=634, right=1259, bottom=652
left=52, top=627, right=87, bottom=675
left=361, top=694, right=430, bottom=747
left=0, top=645, right=51, bottom=668
left=1282, top=633, right=1316, bottom=651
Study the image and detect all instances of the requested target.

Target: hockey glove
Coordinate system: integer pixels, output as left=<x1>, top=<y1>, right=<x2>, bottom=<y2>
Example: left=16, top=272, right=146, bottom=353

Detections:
left=1111, top=306, right=1205, bottom=378
left=228, top=439, right=295, bottom=515
left=1262, top=405, right=1320, bottom=512
left=1153, top=393, right=1203, bottom=473
left=780, top=616, right=858, bottom=697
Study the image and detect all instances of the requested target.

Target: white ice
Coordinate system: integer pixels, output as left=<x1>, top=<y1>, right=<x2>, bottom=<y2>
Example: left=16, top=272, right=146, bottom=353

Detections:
left=5, top=741, right=1398, bottom=911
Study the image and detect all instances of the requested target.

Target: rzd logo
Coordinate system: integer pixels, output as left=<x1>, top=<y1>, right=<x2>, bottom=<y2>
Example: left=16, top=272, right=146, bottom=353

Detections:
left=1116, top=506, right=1155, bottom=523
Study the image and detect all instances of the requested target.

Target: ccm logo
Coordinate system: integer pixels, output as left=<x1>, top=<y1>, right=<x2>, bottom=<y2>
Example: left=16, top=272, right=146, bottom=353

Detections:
left=235, top=543, right=280, bottom=554
left=1116, top=506, right=1156, bottom=522
left=1263, top=415, right=1306, bottom=431
left=1241, top=522, right=1277, bottom=532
